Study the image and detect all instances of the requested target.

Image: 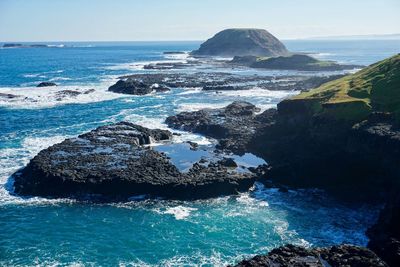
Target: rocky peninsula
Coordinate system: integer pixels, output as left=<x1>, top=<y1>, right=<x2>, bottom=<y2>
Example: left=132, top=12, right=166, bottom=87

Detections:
left=108, top=72, right=343, bottom=96
left=13, top=122, right=256, bottom=200
left=191, top=28, right=361, bottom=71
left=232, top=54, right=361, bottom=71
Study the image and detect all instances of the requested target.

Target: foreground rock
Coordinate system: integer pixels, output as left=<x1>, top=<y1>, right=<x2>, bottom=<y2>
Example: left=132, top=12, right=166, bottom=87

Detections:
left=37, top=82, right=57, bottom=87
left=13, top=122, right=256, bottom=200
left=191, top=28, right=289, bottom=57
left=108, top=78, right=170, bottom=95
left=368, top=192, right=400, bottom=267
left=231, top=244, right=387, bottom=267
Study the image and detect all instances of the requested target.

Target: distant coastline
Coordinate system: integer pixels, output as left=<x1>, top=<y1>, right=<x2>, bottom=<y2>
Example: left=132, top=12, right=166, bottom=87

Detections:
left=302, top=33, right=400, bottom=40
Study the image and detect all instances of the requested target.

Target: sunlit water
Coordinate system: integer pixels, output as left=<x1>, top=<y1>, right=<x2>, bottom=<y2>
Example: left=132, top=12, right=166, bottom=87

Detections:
left=1, top=40, right=398, bottom=266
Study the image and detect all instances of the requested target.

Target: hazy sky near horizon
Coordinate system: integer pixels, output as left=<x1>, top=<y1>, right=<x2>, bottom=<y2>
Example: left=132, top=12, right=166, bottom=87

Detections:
left=1, top=0, right=399, bottom=41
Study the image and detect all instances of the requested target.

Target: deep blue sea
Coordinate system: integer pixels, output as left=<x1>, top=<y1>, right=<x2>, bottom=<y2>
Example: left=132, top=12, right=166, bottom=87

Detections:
left=0, top=40, right=399, bottom=266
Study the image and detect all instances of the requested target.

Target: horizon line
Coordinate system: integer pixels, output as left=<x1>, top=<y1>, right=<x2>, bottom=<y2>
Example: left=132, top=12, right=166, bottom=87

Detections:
left=1, top=32, right=400, bottom=43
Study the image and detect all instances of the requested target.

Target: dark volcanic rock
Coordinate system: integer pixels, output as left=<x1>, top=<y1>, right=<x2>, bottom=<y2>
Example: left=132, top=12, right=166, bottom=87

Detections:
left=3, top=43, right=23, bottom=48
left=191, top=28, right=289, bottom=57
left=13, top=122, right=256, bottom=200
left=108, top=78, right=170, bottom=95
left=250, top=107, right=400, bottom=200
left=37, top=82, right=57, bottom=87
left=163, top=51, right=186, bottom=54
left=0, top=92, right=20, bottom=99
left=230, top=55, right=258, bottom=66
left=118, top=72, right=337, bottom=93
left=166, top=101, right=276, bottom=153
left=203, top=85, right=236, bottom=91
left=231, top=244, right=387, bottom=267
left=166, top=99, right=400, bottom=200
left=56, top=90, right=82, bottom=98
left=54, top=89, right=95, bottom=100
left=368, top=193, right=400, bottom=267
left=218, top=158, right=238, bottom=168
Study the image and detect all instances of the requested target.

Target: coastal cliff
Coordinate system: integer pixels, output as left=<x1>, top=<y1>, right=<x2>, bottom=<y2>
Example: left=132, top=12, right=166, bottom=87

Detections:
left=249, top=54, right=400, bottom=199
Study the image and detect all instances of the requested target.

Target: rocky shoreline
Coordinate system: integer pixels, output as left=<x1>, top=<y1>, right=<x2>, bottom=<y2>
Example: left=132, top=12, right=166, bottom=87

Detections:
left=107, top=72, right=344, bottom=96
left=13, top=122, right=257, bottom=200
left=231, top=244, right=387, bottom=267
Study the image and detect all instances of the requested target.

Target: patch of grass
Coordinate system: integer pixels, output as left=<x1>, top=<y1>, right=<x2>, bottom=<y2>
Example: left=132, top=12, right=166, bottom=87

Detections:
left=290, top=54, right=400, bottom=121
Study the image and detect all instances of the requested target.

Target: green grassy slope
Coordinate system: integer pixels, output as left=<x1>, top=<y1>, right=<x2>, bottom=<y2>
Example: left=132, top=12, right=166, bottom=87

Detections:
left=251, top=54, right=348, bottom=71
left=289, top=54, right=400, bottom=121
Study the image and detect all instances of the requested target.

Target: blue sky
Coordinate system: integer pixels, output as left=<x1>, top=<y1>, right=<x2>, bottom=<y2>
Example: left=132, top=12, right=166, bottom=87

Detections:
left=0, top=0, right=399, bottom=41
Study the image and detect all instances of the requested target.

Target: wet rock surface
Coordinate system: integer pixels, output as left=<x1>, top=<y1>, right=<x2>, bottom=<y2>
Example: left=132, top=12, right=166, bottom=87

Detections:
left=166, top=99, right=400, bottom=201
left=108, top=78, right=170, bottom=95
left=118, top=72, right=343, bottom=93
left=368, top=193, right=400, bottom=267
left=54, top=89, right=96, bottom=100
left=13, top=122, right=256, bottom=200
left=250, top=110, right=400, bottom=200
left=37, top=82, right=57, bottom=87
left=231, top=244, right=388, bottom=267
left=0, top=92, right=20, bottom=99
left=166, top=101, right=276, bottom=153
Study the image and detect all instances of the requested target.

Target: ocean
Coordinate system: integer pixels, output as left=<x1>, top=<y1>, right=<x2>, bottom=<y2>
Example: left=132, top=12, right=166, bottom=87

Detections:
left=0, top=40, right=399, bottom=266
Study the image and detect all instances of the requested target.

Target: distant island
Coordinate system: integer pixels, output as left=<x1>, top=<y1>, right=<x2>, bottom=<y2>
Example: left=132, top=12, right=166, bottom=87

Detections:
left=191, top=28, right=289, bottom=57
left=305, top=33, right=400, bottom=40
left=192, top=28, right=362, bottom=71
left=2, top=43, right=65, bottom=48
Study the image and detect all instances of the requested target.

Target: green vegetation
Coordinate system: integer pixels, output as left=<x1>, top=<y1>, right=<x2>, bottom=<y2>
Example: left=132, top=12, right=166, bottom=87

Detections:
left=251, top=54, right=346, bottom=71
left=290, top=54, right=400, bottom=121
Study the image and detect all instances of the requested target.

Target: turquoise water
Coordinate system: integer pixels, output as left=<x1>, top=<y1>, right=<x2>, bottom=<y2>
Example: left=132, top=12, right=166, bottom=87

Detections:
left=0, top=40, right=398, bottom=266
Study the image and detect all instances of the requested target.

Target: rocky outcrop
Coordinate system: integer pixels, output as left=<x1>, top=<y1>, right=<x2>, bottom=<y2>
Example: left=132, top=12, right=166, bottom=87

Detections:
left=165, top=98, right=400, bottom=200
left=191, top=29, right=289, bottom=57
left=37, top=82, right=57, bottom=87
left=166, top=101, right=276, bottom=153
left=250, top=54, right=361, bottom=71
left=231, top=244, right=387, bottom=267
left=249, top=108, right=400, bottom=200
left=13, top=122, right=256, bottom=200
left=246, top=55, right=400, bottom=200
left=230, top=55, right=258, bottom=65
left=0, top=92, right=20, bottom=99
left=116, top=72, right=341, bottom=93
left=54, top=89, right=95, bottom=100
left=368, top=193, right=400, bottom=267
left=3, top=43, right=23, bottom=48
left=108, top=78, right=170, bottom=95
left=163, top=51, right=186, bottom=54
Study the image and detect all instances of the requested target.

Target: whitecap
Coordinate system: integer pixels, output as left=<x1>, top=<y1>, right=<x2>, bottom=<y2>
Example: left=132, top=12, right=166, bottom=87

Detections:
left=161, top=205, right=198, bottom=220
left=103, top=58, right=188, bottom=71
left=175, top=102, right=231, bottom=113
left=0, top=135, right=73, bottom=206
left=0, top=80, right=127, bottom=109
left=217, top=88, right=299, bottom=99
